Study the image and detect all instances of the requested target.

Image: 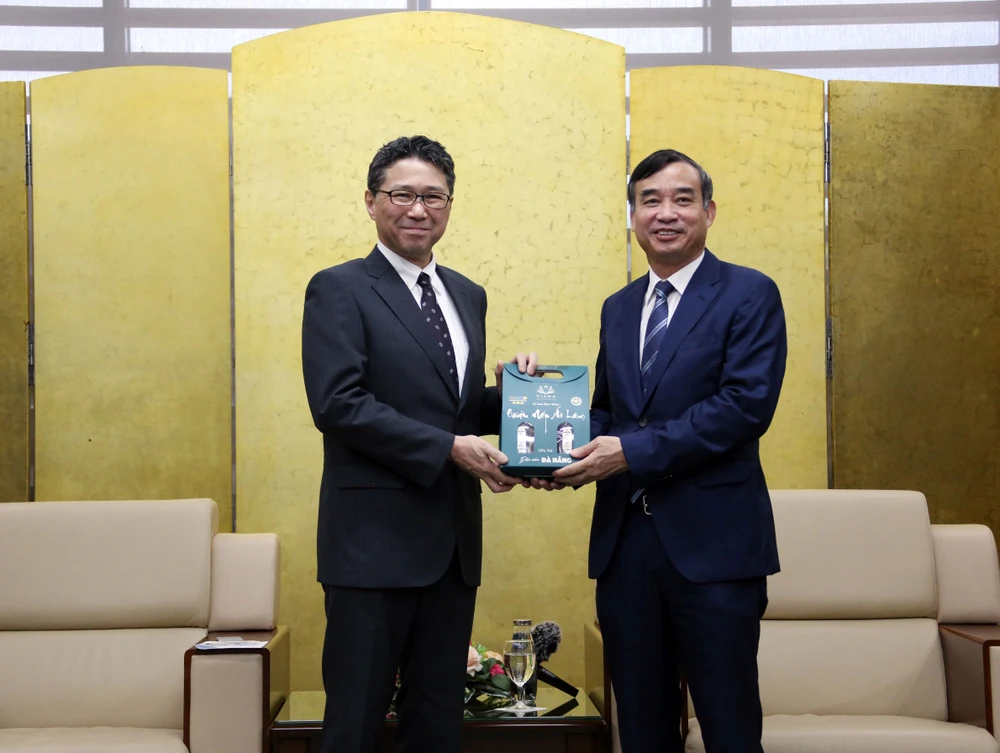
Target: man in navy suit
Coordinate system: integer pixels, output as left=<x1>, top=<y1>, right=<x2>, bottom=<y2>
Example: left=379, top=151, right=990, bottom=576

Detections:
left=302, top=135, right=536, bottom=753
left=554, top=149, right=786, bottom=753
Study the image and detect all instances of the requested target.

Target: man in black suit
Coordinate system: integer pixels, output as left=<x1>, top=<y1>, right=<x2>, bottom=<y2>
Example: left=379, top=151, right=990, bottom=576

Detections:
left=301, top=135, right=536, bottom=753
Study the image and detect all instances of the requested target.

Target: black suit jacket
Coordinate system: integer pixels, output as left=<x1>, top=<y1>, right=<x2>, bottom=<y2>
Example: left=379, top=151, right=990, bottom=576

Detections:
left=302, top=247, right=500, bottom=589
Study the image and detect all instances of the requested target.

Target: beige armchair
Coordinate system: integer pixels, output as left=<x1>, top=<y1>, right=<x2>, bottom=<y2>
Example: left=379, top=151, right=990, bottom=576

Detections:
left=0, top=498, right=288, bottom=753
left=587, top=489, right=1000, bottom=753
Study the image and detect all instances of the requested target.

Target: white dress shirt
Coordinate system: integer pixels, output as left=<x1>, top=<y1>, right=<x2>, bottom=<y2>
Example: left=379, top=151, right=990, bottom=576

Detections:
left=638, top=251, right=705, bottom=367
left=378, top=242, right=469, bottom=393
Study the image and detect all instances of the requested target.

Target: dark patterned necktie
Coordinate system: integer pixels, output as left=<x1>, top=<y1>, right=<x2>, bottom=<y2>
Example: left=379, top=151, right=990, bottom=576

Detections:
left=417, top=272, right=459, bottom=393
left=640, top=280, right=675, bottom=395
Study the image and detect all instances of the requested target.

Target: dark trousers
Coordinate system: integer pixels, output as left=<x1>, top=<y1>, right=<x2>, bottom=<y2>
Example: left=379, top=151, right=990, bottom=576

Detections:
left=321, top=551, right=477, bottom=753
left=596, top=505, right=768, bottom=753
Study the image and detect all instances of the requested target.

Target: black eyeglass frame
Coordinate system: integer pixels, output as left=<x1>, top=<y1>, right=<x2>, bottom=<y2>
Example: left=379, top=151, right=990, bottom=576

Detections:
left=375, top=189, right=453, bottom=209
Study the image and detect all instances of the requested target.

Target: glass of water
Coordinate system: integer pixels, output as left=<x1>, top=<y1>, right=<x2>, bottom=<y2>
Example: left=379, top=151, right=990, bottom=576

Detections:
left=500, top=638, right=537, bottom=713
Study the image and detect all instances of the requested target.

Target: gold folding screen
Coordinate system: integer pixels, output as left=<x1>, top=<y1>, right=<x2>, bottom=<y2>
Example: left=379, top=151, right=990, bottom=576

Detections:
left=31, top=68, right=232, bottom=528
left=233, top=13, right=626, bottom=690
left=629, top=67, right=828, bottom=489
left=829, top=81, right=1000, bottom=534
left=0, top=83, right=28, bottom=502
left=8, top=22, right=999, bottom=697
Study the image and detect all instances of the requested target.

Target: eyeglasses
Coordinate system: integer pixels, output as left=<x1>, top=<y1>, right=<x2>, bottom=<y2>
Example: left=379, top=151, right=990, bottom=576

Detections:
left=376, top=189, right=452, bottom=210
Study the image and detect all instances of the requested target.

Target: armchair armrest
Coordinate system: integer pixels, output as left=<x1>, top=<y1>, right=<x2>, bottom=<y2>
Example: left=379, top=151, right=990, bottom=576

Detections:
left=184, top=625, right=290, bottom=753
left=939, top=623, right=1000, bottom=738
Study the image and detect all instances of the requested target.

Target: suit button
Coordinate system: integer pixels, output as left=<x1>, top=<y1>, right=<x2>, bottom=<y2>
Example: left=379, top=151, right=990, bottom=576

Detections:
left=638, top=417, right=648, bottom=427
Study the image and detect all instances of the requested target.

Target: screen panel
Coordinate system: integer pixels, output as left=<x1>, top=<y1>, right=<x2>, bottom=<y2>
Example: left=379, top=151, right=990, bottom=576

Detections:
left=234, top=12, right=626, bottom=690
left=630, top=65, right=828, bottom=490
left=0, top=81, right=28, bottom=503
left=829, top=80, right=1000, bottom=534
left=31, top=67, right=232, bottom=527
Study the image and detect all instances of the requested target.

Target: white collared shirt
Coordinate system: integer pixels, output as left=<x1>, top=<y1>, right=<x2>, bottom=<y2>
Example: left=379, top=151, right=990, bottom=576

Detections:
left=378, top=242, right=469, bottom=393
left=638, top=251, right=705, bottom=366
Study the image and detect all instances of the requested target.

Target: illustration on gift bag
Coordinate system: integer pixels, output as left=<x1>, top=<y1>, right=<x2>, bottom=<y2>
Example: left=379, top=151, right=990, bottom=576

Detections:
left=500, top=364, right=590, bottom=478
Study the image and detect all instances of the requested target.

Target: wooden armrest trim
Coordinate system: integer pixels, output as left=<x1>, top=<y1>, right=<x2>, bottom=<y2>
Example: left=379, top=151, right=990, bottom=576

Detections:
left=183, top=625, right=291, bottom=752
left=940, top=623, right=1000, bottom=733
left=940, top=624, right=1000, bottom=644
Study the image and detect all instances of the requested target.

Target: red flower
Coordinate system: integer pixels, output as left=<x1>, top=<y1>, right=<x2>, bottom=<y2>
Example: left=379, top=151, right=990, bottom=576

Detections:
left=490, top=662, right=505, bottom=676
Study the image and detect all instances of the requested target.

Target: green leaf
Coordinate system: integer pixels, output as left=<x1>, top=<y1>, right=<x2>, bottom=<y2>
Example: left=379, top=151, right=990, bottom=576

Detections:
left=475, top=684, right=511, bottom=699
left=489, top=674, right=512, bottom=691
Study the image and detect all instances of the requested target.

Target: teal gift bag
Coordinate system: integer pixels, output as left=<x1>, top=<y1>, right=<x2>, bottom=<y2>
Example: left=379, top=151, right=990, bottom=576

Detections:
left=499, top=364, right=590, bottom=479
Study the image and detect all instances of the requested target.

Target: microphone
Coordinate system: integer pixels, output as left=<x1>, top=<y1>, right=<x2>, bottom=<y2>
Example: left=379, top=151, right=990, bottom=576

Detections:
left=532, top=621, right=561, bottom=663
left=531, top=621, right=579, bottom=698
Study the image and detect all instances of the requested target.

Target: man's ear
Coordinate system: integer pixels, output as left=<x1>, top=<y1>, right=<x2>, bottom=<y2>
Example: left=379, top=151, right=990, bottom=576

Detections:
left=705, top=200, right=717, bottom=228
left=364, top=190, right=376, bottom=220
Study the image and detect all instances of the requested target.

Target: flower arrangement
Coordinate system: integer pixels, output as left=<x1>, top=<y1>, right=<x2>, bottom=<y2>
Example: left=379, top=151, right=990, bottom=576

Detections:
left=388, top=641, right=514, bottom=718
left=463, top=642, right=513, bottom=706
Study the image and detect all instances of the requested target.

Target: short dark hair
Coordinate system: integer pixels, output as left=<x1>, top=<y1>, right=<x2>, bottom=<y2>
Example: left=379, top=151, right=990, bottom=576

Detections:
left=367, top=135, right=456, bottom=195
left=628, top=149, right=713, bottom=209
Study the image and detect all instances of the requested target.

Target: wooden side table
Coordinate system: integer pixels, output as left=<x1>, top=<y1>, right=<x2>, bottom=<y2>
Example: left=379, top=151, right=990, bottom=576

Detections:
left=270, top=686, right=609, bottom=753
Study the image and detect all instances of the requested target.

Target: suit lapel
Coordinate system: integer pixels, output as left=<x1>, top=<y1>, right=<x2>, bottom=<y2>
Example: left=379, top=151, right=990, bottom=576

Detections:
left=437, top=266, right=481, bottom=412
left=366, top=247, right=460, bottom=402
left=640, top=250, right=722, bottom=412
left=610, top=276, right=648, bottom=416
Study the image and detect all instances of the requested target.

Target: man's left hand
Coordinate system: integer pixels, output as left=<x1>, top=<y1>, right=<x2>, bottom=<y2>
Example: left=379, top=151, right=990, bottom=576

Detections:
left=494, top=352, right=539, bottom=386
left=552, top=436, right=628, bottom=485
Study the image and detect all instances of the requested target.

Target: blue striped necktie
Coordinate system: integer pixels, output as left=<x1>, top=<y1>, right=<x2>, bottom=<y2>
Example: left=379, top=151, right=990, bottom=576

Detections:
left=640, top=280, right=675, bottom=395
left=632, top=279, right=675, bottom=507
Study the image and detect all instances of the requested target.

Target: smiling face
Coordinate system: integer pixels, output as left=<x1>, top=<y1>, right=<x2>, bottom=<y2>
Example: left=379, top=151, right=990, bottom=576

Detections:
left=364, top=157, right=452, bottom=268
left=630, top=160, right=716, bottom=278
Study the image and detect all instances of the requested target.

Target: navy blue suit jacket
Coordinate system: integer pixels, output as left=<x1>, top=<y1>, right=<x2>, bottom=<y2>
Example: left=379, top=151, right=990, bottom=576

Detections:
left=588, top=249, right=786, bottom=584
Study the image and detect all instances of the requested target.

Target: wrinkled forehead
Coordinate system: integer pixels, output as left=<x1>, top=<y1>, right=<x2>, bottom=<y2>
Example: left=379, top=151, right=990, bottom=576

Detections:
left=644, top=162, right=702, bottom=194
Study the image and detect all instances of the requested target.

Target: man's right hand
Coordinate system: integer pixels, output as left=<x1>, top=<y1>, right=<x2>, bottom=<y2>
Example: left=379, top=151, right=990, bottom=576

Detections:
left=450, top=435, right=524, bottom=493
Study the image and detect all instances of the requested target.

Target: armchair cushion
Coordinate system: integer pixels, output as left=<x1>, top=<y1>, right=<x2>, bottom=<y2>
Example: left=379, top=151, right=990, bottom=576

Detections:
left=757, top=618, right=947, bottom=719
left=685, top=715, right=999, bottom=753
left=0, top=628, right=205, bottom=729
left=0, top=728, right=188, bottom=753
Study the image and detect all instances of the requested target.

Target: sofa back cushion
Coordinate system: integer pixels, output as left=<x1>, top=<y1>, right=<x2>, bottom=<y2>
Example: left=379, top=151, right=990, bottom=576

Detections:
left=0, top=628, right=205, bottom=729
left=765, top=490, right=936, bottom=620
left=0, top=499, right=216, bottom=630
